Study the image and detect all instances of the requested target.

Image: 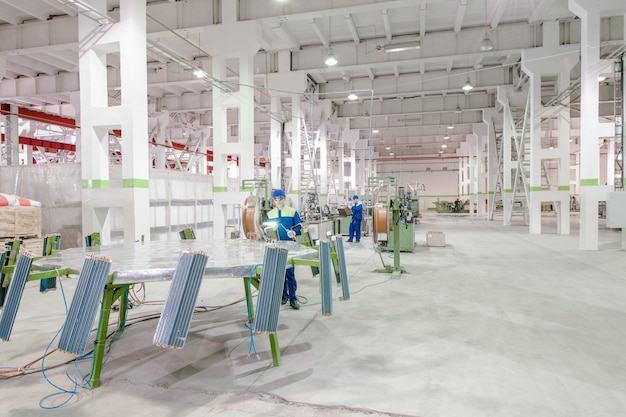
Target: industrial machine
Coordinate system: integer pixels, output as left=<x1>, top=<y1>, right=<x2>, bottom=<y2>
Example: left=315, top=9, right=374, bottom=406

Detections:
left=370, top=177, right=419, bottom=253
left=368, top=176, right=420, bottom=277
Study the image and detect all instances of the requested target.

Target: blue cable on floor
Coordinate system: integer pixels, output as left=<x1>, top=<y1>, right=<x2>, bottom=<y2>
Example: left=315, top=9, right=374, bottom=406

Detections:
left=246, top=264, right=262, bottom=358
left=39, top=279, right=130, bottom=409
left=39, top=276, right=82, bottom=409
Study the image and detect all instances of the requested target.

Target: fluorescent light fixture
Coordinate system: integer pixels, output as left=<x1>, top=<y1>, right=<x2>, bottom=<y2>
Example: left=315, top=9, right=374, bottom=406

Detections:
left=348, top=93, right=359, bottom=100
left=385, top=146, right=391, bottom=150
left=372, top=129, right=379, bottom=134
left=462, top=77, right=473, bottom=91
left=441, top=144, right=447, bottom=148
left=389, top=152, right=394, bottom=155
left=384, top=40, right=420, bottom=53
left=325, top=50, right=338, bottom=66
left=444, top=134, right=450, bottom=140
left=193, top=69, right=206, bottom=78
left=447, top=125, right=454, bottom=130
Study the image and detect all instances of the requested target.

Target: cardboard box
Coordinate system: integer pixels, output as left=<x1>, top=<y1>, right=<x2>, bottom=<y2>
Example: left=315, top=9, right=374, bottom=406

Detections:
left=426, top=231, right=445, bottom=247
left=0, top=206, right=42, bottom=238
left=20, top=237, right=44, bottom=256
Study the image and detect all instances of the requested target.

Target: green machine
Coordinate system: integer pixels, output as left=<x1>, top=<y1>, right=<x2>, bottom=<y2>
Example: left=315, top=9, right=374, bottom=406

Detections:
left=368, top=177, right=419, bottom=277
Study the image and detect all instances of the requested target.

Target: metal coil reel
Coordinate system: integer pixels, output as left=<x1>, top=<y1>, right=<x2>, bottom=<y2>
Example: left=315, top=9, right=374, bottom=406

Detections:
left=372, top=205, right=390, bottom=244
left=243, top=195, right=263, bottom=240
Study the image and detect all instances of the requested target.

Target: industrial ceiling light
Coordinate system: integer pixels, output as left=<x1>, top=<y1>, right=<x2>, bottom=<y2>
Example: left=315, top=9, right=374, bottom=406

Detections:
left=384, top=40, right=421, bottom=53
left=479, top=0, right=493, bottom=51
left=447, top=124, right=454, bottom=130
left=325, top=50, right=338, bottom=66
left=347, top=92, right=358, bottom=100
left=444, top=134, right=450, bottom=140
left=462, top=77, right=473, bottom=91
left=325, top=16, right=338, bottom=66
left=193, top=63, right=206, bottom=78
left=479, top=32, right=494, bottom=51
left=372, top=129, right=379, bottom=133
left=441, top=144, right=447, bottom=148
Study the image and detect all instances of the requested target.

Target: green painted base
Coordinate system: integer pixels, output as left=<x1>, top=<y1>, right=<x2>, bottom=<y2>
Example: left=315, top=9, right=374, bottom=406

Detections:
left=373, top=265, right=408, bottom=275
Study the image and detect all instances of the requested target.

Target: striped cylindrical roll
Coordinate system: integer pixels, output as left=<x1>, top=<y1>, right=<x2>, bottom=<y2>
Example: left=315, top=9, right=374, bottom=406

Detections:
left=153, top=250, right=209, bottom=349
left=334, top=236, right=350, bottom=301
left=320, top=240, right=333, bottom=316
left=0, top=249, right=34, bottom=341
left=58, top=254, right=112, bottom=355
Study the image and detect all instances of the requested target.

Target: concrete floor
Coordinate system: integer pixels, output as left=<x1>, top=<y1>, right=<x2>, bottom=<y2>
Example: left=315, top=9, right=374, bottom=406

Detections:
left=3, top=213, right=626, bottom=417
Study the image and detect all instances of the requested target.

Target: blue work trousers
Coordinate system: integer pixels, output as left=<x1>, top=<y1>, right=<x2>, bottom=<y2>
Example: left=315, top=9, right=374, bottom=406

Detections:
left=349, top=219, right=361, bottom=242
left=283, top=267, right=298, bottom=302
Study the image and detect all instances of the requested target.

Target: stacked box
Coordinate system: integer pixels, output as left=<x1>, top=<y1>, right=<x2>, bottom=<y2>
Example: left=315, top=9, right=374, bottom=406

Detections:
left=426, top=231, right=445, bottom=247
left=0, top=206, right=42, bottom=239
left=19, top=237, right=44, bottom=255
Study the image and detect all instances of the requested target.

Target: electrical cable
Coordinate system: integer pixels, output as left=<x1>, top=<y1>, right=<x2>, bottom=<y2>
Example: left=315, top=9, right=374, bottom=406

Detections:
left=246, top=264, right=262, bottom=359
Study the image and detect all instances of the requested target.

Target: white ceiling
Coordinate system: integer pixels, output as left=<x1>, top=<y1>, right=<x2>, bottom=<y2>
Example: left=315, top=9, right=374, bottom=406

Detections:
left=0, top=0, right=624, bottom=160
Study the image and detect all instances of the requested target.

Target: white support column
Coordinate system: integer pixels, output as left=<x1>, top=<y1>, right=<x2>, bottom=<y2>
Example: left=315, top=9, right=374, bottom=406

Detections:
left=3, top=103, right=19, bottom=165
left=497, top=86, right=515, bottom=225
left=202, top=13, right=261, bottom=239
left=319, top=120, right=328, bottom=206
left=152, top=111, right=169, bottom=170
left=472, top=124, right=488, bottom=219
left=568, top=0, right=622, bottom=249
left=269, top=96, right=282, bottom=189
left=79, top=0, right=150, bottom=245
left=291, top=96, right=302, bottom=196
left=484, top=108, right=499, bottom=220
left=522, top=33, right=579, bottom=235
left=267, top=60, right=308, bottom=201
left=466, top=134, right=479, bottom=218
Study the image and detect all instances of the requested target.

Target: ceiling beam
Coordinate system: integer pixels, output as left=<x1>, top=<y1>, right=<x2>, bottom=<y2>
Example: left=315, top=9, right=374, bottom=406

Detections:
left=0, top=0, right=49, bottom=21
left=344, top=14, right=361, bottom=44
left=381, top=9, right=392, bottom=41
left=453, top=0, right=468, bottom=33
left=0, top=3, right=21, bottom=25
left=309, top=18, right=330, bottom=47
left=8, top=55, right=59, bottom=76
left=40, top=0, right=78, bottom=16
left=419, top=4, right=427, bottom=38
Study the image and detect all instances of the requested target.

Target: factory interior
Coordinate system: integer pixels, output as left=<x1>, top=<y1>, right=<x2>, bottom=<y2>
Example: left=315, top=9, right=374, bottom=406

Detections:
left=1, top=1, right=626, bottom=416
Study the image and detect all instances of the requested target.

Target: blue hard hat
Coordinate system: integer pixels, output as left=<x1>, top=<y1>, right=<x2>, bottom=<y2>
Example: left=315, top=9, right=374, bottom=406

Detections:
left=353, top=195, right=359, bottom=200
left=272, top=189, right=286, bottom=198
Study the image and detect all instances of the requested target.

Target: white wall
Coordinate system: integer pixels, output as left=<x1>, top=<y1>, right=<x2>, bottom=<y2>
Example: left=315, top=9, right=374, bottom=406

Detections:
left=377, top=159, right=460, bottom=213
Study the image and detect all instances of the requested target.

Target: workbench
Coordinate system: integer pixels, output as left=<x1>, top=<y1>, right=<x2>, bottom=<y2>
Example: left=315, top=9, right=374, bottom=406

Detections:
left=33, top=239, right=317, bottom=387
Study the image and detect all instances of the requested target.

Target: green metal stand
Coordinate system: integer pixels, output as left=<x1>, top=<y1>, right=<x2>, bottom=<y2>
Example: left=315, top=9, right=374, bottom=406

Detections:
left=243, top=273, right=281, bottom=366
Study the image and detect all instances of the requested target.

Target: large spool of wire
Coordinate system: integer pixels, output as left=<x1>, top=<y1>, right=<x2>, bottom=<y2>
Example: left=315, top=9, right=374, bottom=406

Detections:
left=372, top=206, right=389, bottom=243
left=242, top=195, right=258, bottom=239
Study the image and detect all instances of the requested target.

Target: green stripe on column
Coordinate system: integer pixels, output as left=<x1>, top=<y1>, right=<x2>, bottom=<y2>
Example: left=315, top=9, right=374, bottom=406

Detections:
left=82, top=180, right=110, bottom=189
left=122, top=179, right=149, bottom=188
left=530, top=186, right=542, bottom=192
left=504, top=189, right=513, bottom=193
left=213, top=186, right=228, bottom=192
left=557, top=185, right=570, bottom=191
left=488, top=191, right=494, bottom=195
left=580, top=179, right=598, bottom=186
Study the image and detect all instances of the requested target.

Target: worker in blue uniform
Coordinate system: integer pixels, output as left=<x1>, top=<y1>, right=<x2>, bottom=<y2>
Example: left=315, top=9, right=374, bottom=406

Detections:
left=348, top=194, right=363, bottom=242
left=266, top=189, right=303, bottom=310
